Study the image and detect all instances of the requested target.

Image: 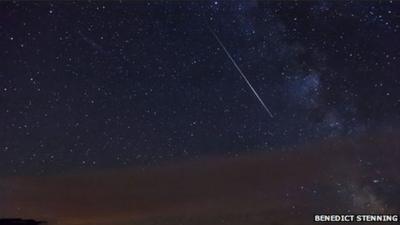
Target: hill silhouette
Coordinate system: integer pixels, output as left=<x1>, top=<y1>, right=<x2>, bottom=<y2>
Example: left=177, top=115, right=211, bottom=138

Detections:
left=0, top=219, right=46, bottom=225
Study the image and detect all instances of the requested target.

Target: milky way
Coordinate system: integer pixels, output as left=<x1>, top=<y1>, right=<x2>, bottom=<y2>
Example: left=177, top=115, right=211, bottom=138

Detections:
left=1, top=1, right=400, bottom=224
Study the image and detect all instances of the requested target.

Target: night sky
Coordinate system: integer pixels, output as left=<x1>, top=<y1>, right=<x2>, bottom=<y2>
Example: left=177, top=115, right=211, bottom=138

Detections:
left=1, top=1, right=400, bottom=225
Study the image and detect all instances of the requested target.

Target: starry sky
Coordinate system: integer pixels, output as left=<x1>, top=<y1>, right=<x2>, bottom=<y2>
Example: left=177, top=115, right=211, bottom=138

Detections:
left=1, top=1, right=400, bottom=225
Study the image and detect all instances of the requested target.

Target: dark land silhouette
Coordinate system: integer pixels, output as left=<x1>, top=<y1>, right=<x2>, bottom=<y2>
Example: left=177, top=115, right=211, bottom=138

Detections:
left=0, top=219, right=46, bottom=225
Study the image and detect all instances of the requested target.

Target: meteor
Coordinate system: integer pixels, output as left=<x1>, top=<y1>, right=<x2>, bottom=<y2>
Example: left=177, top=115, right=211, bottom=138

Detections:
left=209, top=29, right=274, bottom=118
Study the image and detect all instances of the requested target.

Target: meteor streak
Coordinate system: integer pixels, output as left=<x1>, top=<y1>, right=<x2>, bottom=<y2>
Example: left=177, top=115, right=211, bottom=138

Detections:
left=209, top=29, right=274, bottom=118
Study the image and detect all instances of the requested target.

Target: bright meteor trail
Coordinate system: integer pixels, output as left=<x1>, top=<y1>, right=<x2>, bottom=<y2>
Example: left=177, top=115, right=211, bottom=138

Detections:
left=209, top=29, right=274, bottom=118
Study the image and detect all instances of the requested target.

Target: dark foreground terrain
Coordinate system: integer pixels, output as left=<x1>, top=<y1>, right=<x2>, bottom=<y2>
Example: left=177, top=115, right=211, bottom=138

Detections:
left=0, top=219, right=45, bottom=225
